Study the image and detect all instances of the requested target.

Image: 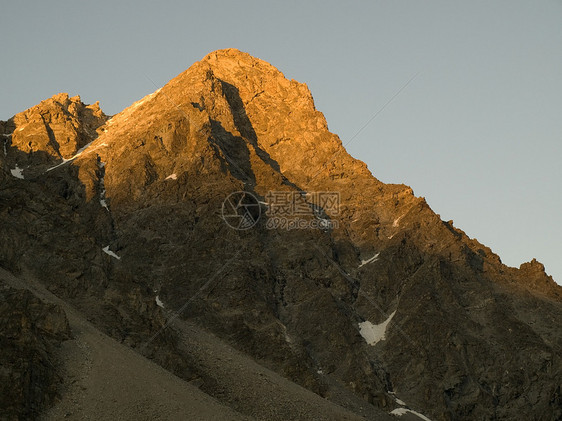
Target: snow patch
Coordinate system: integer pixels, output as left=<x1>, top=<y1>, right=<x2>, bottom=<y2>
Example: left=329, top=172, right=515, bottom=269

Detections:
left=46, top=141, right=107, bottom=172
left=390, top=407, right=432, bottom=421
left=393, top=216, right=403, bottom=227
left=110, top=88, right=163, bottom=126
left=2, top=133, right=10, bottom=157
left=388, top=392, right=407, bottom=406
left=72, top=141, right=96, bottom=157
left=358, top=311, right=396, bottom=346
left=165, top=173, right=177, bottom=180
left=104, top=88, right=162, bottom=130
left=155, top=295, right=165, bottom=308
left=130, top=88, right=161, bottom=110
left=99, top=161, right=109, bottom=210
left=359, top=252, right=380, bottom=268
left=10, top=165, right=24, bottom=179
left=102, top=246, right=121, bottom=260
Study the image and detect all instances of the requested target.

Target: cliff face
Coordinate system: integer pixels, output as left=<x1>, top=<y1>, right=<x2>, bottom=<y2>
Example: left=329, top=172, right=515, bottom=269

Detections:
left=0, top=49, right=560, bottom=420
left=0, top=283, right=71, bottom=419
left=2, top=93, right=107, bottom=166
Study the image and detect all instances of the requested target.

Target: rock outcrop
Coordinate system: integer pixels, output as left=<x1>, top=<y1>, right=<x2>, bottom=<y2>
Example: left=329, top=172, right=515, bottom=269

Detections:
left=0, top=282, right=71, bottom=419
left=0, top=93, right=108, bottom=179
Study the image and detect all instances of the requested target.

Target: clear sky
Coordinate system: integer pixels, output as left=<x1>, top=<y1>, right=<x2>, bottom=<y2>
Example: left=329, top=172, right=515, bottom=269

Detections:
left=1, top=1, right=560, bottom=283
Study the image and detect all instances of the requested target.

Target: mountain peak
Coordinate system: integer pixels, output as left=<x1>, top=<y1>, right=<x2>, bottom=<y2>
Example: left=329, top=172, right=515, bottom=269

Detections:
left=1, top=50, right=561, bottom=421
left=201, top=48, right=275, bottom=69
left=202, top=47, right=252, bottom=59
left=181, top=49, right=302, bottom=104
left=0, top=92, right=108, bottom=179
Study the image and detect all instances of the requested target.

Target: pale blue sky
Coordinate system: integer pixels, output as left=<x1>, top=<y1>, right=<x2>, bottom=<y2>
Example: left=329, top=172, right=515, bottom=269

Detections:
left=1, top=1, right=560, bottom=283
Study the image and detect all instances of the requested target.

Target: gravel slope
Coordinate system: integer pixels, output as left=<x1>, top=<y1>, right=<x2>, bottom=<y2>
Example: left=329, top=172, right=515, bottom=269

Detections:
left=0, top=268, right=249, bottom=421
left=0, top=268, right=398, bottom=420
left=172, top=319, right=395, bottom=420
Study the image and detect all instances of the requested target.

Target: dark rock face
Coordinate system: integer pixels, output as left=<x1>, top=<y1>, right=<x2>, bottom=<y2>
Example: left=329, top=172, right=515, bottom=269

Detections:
left=0, top=49, right=560, bottom=420
left=0, top=284, right=71, bottom=420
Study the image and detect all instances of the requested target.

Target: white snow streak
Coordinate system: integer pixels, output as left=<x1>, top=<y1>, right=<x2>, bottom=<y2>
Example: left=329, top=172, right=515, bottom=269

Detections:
left=2, top=134, right=9, bottom=157
left=359, top=252, right=380, bottom=268
left=107, top=88, right=162, bottom=128
left=46, top=142, right=107, bottom=172
left=390, top=407, right=432, bottom=421
left=99, top=161, right=108, bottom=210
left=10, top=165, right=24, bottom=179
left=165, top=173, right=177, bottom=180
left=130, top=88, right=161, bottom=110
left=102, top=246, right=121, bottom=260
left=388, top=391, right=407, bottom=406
left=358, top=311, right=396, bottom=346
left=155, top=295, right=165, bottom=308
left=395, top=398, right=406, bottom=406
left=393, top=214, right=405, bottom=227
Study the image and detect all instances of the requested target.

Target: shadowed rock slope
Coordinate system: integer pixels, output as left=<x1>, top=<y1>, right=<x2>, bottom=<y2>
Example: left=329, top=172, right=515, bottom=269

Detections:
left=0, top=49, right=560, bottom=421
left=0, top=279, right=71, bottom=420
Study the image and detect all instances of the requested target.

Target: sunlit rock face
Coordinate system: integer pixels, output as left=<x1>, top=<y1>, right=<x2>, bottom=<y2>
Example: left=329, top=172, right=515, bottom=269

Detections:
left=1, top=49, right=561, bottom=420
left=5, top=93, right=107, bottom=161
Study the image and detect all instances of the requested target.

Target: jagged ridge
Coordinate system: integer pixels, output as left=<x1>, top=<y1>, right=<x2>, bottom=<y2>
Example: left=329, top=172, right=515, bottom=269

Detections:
left=0, top=49, right=560, bottom=421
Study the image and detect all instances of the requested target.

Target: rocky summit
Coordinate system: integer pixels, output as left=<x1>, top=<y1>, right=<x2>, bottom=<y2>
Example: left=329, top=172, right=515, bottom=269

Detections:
left=0, top=49, right=560, bottom=421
